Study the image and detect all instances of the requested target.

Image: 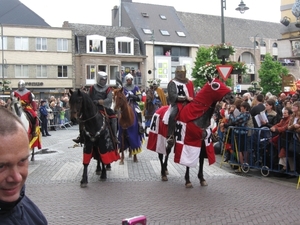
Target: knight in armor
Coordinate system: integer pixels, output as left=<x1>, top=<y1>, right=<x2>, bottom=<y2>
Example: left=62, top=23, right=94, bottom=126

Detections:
left=149, top=78, right=168, bottom=107
left=166, top=65, right=194, bottom=149
left=124, top=73, right=144, bottom=134
left=13, top=80, right=38, bottom=137
left=73, top=71, right=118, bottom=144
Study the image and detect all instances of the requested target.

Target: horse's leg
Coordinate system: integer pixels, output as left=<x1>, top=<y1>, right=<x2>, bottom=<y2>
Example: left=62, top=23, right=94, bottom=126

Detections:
left=81, top=145, right=92, bottom=188
left=100, top=161, right=107, bottom=180
left=119, top=131, right=125, bottom=165
left=95, top=160, right=102, bottom=175
left=198, top=148, right=208, bottom=186
left=164, top=147, right=172, bottom=175
left=159, top=153, right=168, bottom=181
left=128, top=148, right=132, bottom=158
left=106, top=163, right=111, bottom=171
left=30, top=147, right=35, bottom=161
left=81, top=164, right=88, bottom=188
left=185, top=167, right=193, bottom=188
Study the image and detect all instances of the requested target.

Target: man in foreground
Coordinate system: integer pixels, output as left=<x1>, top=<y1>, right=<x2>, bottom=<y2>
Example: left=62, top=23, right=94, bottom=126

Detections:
left=0, top=107, right=47, bottom=224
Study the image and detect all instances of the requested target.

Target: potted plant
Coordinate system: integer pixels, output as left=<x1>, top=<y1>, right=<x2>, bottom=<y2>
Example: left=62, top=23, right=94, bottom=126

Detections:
left=211, top=43, right=235, bottom=59
left=197, top=63, right=218, bottom=78
left=227, top=61, right=247, bottom=74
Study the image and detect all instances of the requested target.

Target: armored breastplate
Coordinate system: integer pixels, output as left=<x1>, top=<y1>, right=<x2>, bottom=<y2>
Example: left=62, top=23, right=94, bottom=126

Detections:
left=90, top=85, right=107, bottom=101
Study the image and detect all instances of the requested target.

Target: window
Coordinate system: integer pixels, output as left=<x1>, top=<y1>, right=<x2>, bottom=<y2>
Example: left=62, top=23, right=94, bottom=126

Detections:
left=57, top=39, right=68, bottom=51
left=15, top=65, right=28, bottom=78
left=15, top=37, right=28, bottom=50
left=36, top=38, right=47, bottom=51
left=142, top=28, right=153, bottom=34
left=109, top=65, right=119, bottom=82
left=0, top=37, right=7, bottom=50
left=261, top=41, right=266, bottom=47
left=159, top=14, right=166, bottom=20
left=160, top=30, right=170, bottom=36
left=272, top=42, right=278, bottom=48
left=86, top=35, right=106, bottom=54
left=115, top=37, right=134, bottom=55
left=86, top=65, right=96, bottom=80
left=36, top=65, right=47, bottom=78
left=58, top=66, right=68, bottom=78
left=176, top=31, right=186, bottom=37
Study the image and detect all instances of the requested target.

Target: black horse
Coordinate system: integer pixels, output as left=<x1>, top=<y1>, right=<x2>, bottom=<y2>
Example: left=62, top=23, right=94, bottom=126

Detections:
left=69, top=89, right=119, bottom=188
left=147, top=76, right=235, bottom=188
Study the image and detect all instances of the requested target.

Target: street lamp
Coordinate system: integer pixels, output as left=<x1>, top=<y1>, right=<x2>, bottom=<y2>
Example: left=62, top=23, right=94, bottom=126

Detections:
left=221, top=0, right=249, bottom=44
left=150, top=30, right=155, bottom=79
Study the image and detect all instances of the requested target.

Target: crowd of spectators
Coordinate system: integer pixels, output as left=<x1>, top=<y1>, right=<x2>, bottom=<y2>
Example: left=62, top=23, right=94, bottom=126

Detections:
left=213, top=91, right=300, bottom=175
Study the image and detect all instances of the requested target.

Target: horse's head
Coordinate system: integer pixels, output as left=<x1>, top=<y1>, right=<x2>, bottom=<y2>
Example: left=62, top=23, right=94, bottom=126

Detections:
left=113, top=87, right=127, bottom=111
left=196, top=77, right=235, bottom=106
left=10, top=97, right=23, bottom=117
left=69, top=89, right=83, bottom=121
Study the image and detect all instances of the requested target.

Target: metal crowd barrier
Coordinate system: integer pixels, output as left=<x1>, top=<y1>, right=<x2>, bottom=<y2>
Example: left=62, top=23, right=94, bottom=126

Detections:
left=220, top=126, right=300, bottom=189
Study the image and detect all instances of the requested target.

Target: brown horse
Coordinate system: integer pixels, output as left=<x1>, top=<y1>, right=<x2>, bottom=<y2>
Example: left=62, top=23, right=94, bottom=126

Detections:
left=113, top=87, right=143, bottom=164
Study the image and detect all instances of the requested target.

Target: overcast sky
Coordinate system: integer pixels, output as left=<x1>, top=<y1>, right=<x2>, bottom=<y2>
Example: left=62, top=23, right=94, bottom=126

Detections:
left=20, top=0, right=282, bottom=27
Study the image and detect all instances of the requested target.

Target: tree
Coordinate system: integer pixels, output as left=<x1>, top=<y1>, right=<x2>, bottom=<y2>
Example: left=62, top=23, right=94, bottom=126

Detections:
left=258, top=53, right=289, bottom=96
left=191, top=46, right=234, bottom=88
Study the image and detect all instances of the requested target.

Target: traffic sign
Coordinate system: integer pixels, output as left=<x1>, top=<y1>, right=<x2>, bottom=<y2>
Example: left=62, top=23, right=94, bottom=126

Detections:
left=216, top=65, right=233, bottom=81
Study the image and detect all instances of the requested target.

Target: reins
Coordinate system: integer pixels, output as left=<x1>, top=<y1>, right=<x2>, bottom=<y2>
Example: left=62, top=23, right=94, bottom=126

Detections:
left=78, top=111, right=98, bottom=123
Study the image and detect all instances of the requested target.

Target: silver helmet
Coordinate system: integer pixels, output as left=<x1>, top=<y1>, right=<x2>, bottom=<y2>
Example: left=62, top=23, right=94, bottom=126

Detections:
left=18, top=80, right=26, bottom=91
left=96, top=71, right=108, bottom=87
left=125, top=73, right=134, bottom=81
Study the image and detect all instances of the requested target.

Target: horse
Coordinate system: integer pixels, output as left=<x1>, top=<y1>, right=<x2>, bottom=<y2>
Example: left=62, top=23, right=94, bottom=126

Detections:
left=144, top=88, right=161, bottom=136
left=147, top=76, right=235, bottom=188
left=69, top=89, right=119, bottom=188
left=113, top=87, right=144, bottom=164
left=10, top=96, right=41, bottom=161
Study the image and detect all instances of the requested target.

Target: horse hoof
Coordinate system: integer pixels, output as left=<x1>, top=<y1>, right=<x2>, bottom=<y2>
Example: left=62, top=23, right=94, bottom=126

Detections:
left=119, top=161, right=124, bottom=165
left=100, top=177, right=107, bottom=181
left=95, top=171, right=101, bottom=175
left=200, top=180, right=208, bottom=186
left=106, top=167, right=111, bottom=171
left=161, top=176, right=168, bottom=181
left=80, top=183, right=87, bottom=188
left=165, top=170, right=169, bottom=175
left=185, top=183, right=193, bottom=188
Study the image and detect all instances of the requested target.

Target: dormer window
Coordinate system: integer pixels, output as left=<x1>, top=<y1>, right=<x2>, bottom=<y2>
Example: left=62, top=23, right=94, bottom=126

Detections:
left=160, top=30, right=170, bottom=36
left=115, top=36, right=134, bottom=55
left=141, top=12, right=149, bottom=17
left=160, top=14, right=167, bottom=20
left=142, top=28, right=153, bottom=35
left=176, top=31, right=186, bottom=37
left=86, top=35, right=106, bottom=54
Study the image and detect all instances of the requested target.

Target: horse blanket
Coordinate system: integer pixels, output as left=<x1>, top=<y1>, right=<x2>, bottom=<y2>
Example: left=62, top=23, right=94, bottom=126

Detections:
left=147, top=106, right=215, bottom=167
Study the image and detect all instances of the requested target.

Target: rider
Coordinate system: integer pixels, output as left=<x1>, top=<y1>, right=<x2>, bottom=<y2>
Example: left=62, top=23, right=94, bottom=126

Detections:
left=124, top=73, right=144, bottom=134
left=73, top=71, right=118, bottom=144
left=164, top=65, right=194, bottom=149
left=149, top=78, right=168, bottom=107
left=13, top=80, right=38, bottom=137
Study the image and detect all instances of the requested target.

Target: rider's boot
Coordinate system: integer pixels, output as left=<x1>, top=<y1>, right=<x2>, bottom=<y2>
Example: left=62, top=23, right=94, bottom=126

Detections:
left=110, top=117, right=119, bottom=145
left=73, top=123, right=84, bottom=144
left=166, top=120, right=176, bottom=149
left=137, top=112, right=144, bottom=134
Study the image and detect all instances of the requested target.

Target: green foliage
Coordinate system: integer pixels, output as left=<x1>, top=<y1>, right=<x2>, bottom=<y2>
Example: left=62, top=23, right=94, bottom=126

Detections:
left=258, top=53, right=289, bottom=96
left=191, top=46, right=220, bottom=87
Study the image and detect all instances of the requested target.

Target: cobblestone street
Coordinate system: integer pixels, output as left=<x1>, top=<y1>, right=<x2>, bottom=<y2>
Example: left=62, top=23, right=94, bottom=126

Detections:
left=26, top=125, right=300, bottom=225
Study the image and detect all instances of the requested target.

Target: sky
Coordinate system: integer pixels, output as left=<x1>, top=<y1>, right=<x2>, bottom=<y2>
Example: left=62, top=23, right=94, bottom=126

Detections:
left=20, top=0, right=282, bottom=27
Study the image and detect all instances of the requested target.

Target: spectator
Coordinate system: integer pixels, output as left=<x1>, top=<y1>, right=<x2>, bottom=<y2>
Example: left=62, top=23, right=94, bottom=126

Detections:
left=0, top=107, right=48, bottom=224
left=49, top=101, right=56, bottom=131
left=250, top=94, right=265, bottom=128
left=39, top=100, right=51, bottom=137
left=261, top=99, right=278, bottom=130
